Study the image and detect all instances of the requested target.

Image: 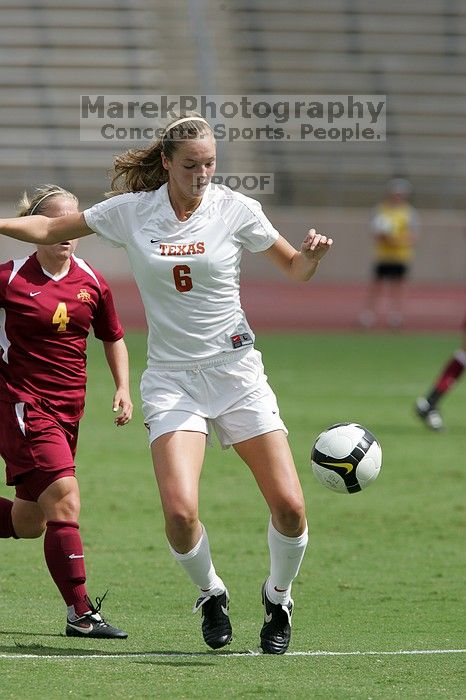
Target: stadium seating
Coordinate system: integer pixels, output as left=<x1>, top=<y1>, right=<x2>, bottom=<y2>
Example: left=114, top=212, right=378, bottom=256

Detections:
left=0, top=0, right=162, bottom=205
left=227, top=0, right=466, bottom=207
left=0, top=0, right=464, bottom=209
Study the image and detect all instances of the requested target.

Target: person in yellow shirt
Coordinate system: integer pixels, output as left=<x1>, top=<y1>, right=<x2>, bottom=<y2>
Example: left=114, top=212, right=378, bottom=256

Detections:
left=359, top=178, right=420, bottom=329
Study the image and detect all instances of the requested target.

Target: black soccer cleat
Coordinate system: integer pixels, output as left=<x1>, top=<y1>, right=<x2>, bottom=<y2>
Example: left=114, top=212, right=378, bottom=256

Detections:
left=260, top=582, right=293, bottom=655
left=66, top=593, right=128, bottom=639
left=193, top=590, right=232, bottom=650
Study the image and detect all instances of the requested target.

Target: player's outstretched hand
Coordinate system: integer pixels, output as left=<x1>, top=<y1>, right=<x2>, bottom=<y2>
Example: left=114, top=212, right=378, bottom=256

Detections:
left=301, top=228, right=333, bottom=261
left=112, top=389, right=133, bottom=426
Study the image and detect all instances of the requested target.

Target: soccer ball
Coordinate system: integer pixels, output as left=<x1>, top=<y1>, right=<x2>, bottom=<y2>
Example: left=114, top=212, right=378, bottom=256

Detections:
left=311, top=422, right=382, bottom=494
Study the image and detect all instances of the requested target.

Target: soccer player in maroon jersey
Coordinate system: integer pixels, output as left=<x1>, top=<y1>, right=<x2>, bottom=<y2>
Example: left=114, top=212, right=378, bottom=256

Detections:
left=415, top=322, right=466, bottom=430
left=0, top=185, right=133, bottom=638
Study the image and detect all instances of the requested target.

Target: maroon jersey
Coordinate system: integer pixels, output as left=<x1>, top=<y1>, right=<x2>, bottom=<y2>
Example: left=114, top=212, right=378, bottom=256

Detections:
left=0, top=253, right=124, bottom=421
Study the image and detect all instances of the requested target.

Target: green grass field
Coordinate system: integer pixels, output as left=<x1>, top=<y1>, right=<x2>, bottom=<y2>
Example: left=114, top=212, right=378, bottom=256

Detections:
left=0, top=331, right=464, bottom=699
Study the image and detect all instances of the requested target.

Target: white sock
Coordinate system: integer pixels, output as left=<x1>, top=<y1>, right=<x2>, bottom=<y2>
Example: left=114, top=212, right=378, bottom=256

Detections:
left=168, top=525, right=225, bottom=597
left=454, top=349, right=466, bottom=366
left=266, top=518, right=309, bottom=605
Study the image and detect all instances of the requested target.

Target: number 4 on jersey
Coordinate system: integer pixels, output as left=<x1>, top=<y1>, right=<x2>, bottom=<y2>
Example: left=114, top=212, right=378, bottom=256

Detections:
left=52, top=302, right=70, bottom=332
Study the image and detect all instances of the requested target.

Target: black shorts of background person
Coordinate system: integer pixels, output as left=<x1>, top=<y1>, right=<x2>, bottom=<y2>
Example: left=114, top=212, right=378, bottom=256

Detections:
left=373, top=262, right=409, bottom=280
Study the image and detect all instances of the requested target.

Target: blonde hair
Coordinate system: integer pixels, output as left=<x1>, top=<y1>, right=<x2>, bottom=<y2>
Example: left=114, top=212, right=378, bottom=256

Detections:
left=108, top=113, right=213, bottom=196
left=17, top=184, right=78, bottom=217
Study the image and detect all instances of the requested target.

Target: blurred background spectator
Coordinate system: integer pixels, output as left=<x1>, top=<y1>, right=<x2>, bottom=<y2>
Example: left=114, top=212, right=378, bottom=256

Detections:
left=359, top=177, right=421, bottom=330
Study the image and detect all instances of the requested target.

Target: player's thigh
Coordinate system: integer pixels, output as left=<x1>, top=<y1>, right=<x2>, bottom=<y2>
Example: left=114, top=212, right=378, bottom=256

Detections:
left=233, top=430, right=306, bottom=533
left=11, top=497, right=45, bottom=538
left=151, top=430, right=206, bottom=519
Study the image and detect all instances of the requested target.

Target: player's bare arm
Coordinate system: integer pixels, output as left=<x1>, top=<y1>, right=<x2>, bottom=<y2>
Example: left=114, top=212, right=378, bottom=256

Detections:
left=0, top=212, right=93, bottom=244
left=264, top=229, right=333, bottom=282
left=103, top=339, right=133, bottom=426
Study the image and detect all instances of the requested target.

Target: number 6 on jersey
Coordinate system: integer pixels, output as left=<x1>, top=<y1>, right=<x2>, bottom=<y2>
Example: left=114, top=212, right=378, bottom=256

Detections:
left=173, top=264, right=193, bottom=293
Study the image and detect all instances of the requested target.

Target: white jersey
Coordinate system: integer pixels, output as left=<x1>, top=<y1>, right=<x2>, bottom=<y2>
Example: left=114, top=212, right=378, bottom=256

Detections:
left=83, top=184, right=279, bottom=365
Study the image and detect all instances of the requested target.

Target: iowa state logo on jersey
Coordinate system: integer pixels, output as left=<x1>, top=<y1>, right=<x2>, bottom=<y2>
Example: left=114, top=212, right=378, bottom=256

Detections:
left=77, top=288, right=92, bottom=302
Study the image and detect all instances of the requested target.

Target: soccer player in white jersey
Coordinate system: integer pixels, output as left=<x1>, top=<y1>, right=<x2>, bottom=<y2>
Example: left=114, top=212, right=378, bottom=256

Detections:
left=0, top=114, right=333, bottom=654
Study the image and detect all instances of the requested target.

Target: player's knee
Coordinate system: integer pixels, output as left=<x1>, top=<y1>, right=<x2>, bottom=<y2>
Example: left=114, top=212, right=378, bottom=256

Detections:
left=51, top=494, right=81, bottom=522
left=272, top=497, right=306, bottom=535
left=166, top=507, right=199, bottom=537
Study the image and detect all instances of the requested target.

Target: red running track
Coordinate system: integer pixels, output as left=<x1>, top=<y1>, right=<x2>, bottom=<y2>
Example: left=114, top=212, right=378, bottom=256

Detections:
left=110, top=280, right=465, bottom=333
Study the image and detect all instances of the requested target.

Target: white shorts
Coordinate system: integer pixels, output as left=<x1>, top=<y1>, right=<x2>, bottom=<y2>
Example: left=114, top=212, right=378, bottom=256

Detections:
left=141, top=348, right=288, bottom=448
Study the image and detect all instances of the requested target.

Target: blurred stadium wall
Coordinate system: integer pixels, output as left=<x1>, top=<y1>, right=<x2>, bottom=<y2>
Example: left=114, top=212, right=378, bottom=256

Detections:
left=1, top=0, right=465, bottom=286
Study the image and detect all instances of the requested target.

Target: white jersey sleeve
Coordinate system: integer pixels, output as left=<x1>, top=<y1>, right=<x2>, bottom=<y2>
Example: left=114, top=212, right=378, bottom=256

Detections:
left=223, top=191, right=279, bottom=252
left=83, top=193, right=140, bottom=247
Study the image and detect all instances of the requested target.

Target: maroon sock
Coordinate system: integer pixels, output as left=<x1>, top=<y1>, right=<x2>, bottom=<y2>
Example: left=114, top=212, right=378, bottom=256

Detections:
left=428, top=355, right=465, bottom=405
left=43, top=520, right=89, bottom=617
left=0, top=496, right=19, bottom=538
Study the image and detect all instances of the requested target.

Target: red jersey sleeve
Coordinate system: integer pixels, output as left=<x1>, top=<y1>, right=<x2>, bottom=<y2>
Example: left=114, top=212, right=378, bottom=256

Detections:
left=89, top=269, right=124, bottom=342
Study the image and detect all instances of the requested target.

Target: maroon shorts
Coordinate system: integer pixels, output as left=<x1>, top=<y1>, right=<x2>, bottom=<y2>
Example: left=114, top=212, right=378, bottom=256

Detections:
left=0, top=400, right=78, bottom=501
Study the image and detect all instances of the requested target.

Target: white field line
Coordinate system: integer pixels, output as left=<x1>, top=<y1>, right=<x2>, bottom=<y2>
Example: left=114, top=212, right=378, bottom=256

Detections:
left=0, top=648, right=464, bottom=660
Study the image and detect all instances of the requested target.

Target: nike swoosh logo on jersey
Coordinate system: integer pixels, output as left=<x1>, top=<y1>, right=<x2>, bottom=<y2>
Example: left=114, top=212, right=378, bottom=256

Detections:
left=150, top=239, right=161, bottom=243
left=68, top=553, right=84, bottom=559
left=29, top=291, right=41, bottom=296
